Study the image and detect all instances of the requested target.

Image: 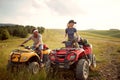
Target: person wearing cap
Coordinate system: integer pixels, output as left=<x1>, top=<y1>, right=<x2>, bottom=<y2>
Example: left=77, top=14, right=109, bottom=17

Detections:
left=20, top=28, right=44, bottom=63
left=64, top=20, right=80, bottom=48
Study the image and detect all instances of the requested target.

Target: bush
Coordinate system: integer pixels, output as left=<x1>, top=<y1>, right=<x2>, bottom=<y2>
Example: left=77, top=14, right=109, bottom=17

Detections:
left=25, top=25, right=35, bottom=34
left=12, top=26, right=28, bottom=38
left=0, top=24, right=45, bottom=39
left=0, top=29, right=10, bottom=40
left=37, top=27, right=45, bottom=34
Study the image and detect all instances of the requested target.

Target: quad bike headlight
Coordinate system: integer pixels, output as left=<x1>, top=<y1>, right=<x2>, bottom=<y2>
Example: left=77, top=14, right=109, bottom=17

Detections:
left=67, top=53, right=76, bottom=61
left=50, top=55, right=56, bottom=61
left=69, top=55, right=76, bottom=60
left=21, top=56, right=28, bottom=61
left=49, top=51, right=56, bottom=61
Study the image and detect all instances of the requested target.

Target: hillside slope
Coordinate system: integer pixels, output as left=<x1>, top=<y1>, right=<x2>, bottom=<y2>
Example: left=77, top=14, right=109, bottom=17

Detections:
left=0, top=29, right=120, bottom=80
left=85, top=30, right=120, bottom=38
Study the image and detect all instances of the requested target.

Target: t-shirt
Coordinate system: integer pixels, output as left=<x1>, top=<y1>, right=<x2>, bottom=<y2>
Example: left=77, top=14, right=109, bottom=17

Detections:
left=26, top=34, right=42, bottom=45
left=65, top=28, right=77, bottom=41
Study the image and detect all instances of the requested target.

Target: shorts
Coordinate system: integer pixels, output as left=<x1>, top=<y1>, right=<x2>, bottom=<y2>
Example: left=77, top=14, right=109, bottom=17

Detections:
left=31, top=44, right=43, bottom=50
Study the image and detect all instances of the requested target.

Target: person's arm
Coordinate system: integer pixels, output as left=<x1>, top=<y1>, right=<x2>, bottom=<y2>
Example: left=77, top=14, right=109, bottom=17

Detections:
left=64, top=29, right=68, bottom=41
left=74, top=28, right=80, bottom=41
left=75, top=32, right=80, bottom=41
left=21, top=36, right=31, bottom=45
left=64, top=33, right=67, bottom=41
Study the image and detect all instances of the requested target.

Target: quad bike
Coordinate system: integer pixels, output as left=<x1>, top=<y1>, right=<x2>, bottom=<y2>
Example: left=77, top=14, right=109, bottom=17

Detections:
left=7, top=44, right=51, bottom=74
left=49, top=39, right=96, bottom=80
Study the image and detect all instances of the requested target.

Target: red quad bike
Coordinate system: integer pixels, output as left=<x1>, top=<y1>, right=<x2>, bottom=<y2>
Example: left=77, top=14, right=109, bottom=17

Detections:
left=49, top=39, right=96, bottom=80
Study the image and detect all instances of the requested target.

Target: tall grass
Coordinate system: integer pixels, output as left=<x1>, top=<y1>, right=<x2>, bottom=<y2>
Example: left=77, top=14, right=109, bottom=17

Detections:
left=0, top=29, right=120, bottom=80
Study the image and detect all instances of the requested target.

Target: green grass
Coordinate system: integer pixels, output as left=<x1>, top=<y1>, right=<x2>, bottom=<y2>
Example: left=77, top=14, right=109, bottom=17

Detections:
left=84, top=30, right=120, bottom=38
left=0, top=29, right=120, bottom=80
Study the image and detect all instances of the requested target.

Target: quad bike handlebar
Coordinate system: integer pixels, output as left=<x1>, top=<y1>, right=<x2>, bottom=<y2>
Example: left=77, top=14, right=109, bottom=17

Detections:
left=62, top=41, right=67, bottom=43
left=20, top=44, right=25, bottom=47
left=19, top=44, right=31, bottom=50
left=62, top=41, right=73, bottom=48
left=19, top=45, right=40, bottom=51
left=62, top=41, right=72, bottom=43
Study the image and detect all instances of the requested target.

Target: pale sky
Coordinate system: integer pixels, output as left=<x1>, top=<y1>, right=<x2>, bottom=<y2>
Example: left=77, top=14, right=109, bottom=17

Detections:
left=0, top=0, right=120, bottom=30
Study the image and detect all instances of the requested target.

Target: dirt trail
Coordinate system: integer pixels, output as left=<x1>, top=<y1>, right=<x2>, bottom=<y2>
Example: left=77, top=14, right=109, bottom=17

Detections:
left=101, top=47, right=120, bottom=80
left=88, top=47, right=120, bottom=80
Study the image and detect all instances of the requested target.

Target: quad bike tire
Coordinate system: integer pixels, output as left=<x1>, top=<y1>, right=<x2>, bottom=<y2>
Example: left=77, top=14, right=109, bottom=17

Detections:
left=46, top=66, right=55, bottom=78
left=46, top=63, right=58, bottom=78
left=90, top=54, right=96, bottom=71
left=28, top=62, right=40, bottom=74
left=7, top=61, right=13, bottom=72
left=44, top=60, right=51, bottom=73
left=76, top=59, right=89, bottom=80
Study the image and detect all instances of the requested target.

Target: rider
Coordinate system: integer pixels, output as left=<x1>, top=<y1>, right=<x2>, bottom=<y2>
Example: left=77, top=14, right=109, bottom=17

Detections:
left=64, top=20, right=93, bottom=65
left=64, top=20, right=80, bottom=48
left=20, top=29, right=43, bottom=63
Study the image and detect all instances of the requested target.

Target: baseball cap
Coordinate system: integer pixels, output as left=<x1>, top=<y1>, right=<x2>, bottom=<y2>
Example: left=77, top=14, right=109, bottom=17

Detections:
left=68, top=20, right=76, bottom=24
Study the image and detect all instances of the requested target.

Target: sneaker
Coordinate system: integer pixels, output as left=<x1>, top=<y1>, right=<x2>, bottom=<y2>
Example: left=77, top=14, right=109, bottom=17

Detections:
left=41, top=63, right=45, bottom=67
left=40, top=59, right=43, bottom=62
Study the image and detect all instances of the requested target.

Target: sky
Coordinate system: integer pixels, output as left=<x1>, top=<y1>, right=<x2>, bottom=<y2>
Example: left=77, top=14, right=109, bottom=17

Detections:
left=0, top=0, right=120, bottom=30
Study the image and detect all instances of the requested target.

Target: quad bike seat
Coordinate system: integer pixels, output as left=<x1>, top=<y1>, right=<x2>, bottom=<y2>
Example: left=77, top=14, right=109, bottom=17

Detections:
left=62, top=41, right=72, bottom=47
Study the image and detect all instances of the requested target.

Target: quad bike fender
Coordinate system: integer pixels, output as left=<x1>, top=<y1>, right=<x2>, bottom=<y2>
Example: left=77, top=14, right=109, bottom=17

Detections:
left=11, top=52, right=40, bottom=62
left=42, top=49, right=51, bottom=54
left=83, top=44, right=92, bottom=55
left=75, top=48, right=85, bottom=61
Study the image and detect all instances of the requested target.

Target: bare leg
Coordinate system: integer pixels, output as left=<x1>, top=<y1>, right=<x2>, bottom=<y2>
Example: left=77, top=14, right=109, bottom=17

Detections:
left=39, top=50, right=43, bottom=62
left=38, top=50, right=44, bottom=67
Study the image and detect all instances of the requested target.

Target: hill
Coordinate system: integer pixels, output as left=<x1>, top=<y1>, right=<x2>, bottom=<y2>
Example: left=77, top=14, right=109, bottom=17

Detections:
left=0, top=23, right=16, bottom=26
left=85, top=30, right=120, bottom=38
left=0, top=29, right=120, bottom=80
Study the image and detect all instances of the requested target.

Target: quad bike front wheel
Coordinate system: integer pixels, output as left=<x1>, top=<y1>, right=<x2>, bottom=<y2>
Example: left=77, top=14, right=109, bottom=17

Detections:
left=46, top=63, right=58, bottom=78
left=76, top=59, right=89, bottom=80
left=28, top=62, right=40, bottom=74
left=7, top=61, right=14, bottom=72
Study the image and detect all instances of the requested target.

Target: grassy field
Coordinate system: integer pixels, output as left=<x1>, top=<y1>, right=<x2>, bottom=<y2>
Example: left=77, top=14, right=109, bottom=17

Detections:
left=85, top=30, right=120, bottom=38
left=0, top=29, right=120, bottom=80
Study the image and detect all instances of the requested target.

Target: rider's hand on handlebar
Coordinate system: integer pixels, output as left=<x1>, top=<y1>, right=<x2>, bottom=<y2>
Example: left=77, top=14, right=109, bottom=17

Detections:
left=62, top=38, right=66, bottom=43
left=19, top=44, right=24, bottom=47
left=62, top=41, right=66, bottom=43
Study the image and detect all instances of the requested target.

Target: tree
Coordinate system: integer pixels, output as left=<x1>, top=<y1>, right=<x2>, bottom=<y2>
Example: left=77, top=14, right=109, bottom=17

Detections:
left=0, top=24, right=45, bottom=39
left=12, top=25, right=28, bottom=38
left=109, top=29, right=119, bottom=31
left=37, top=27, right=45, bottom=34
left=25, top=25, right=35, bottom=34
left=0, top=28, right=10, bottom=40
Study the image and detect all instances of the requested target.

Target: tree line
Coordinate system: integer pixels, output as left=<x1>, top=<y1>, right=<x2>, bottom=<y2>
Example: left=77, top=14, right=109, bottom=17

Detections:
left=0, top=25, right=45, bottom=40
